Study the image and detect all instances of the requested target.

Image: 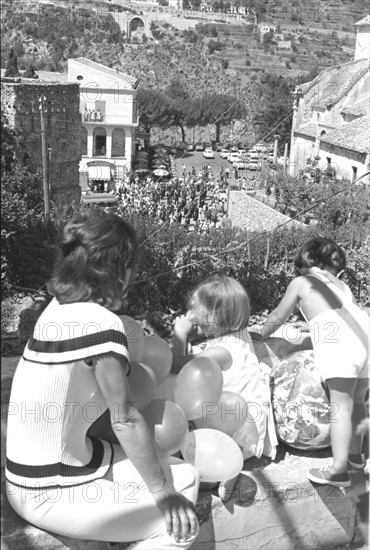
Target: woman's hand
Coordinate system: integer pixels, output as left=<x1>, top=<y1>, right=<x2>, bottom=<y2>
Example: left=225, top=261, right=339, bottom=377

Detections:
left=152, top=484, right=198, bottom=543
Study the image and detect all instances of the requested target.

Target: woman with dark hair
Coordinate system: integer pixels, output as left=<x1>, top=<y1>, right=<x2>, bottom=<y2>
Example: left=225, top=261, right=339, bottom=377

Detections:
left=5, top=210, right=199, bottom=549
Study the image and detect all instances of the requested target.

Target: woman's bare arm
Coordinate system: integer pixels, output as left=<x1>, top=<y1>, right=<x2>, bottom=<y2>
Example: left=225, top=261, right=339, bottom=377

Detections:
left=94, top=352, right=198, bottom=542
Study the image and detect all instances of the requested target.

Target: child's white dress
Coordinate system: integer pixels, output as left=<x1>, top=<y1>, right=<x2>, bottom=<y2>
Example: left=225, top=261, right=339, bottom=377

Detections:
left=204, top=330, right=277, bottom=460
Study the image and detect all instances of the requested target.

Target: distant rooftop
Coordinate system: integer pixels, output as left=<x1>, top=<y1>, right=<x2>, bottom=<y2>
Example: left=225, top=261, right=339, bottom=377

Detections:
left=1, top=69, right=67, bottom=83
left=354, top=15, right=370, bottom=26
left=71, top=58, right=138, bottom=90
left=341, top=98, right=370, bottom=117
left=300, top=58, right=370, bottom=111
left=320, top=115, right=370, bottom=154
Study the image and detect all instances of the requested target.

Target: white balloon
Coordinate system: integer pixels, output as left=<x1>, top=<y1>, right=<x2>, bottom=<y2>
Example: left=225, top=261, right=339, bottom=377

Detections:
left=181, top=429, right=244, bottom=482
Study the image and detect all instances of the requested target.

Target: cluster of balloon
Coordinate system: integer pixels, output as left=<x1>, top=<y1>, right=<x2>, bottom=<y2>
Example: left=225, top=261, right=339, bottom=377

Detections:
left=174, top=357, right=223, bottom=420
left=119, top=315, right=145, bottom=362
left=142, top=399, right=189, bottom=456
left=129, top=361, right=157, bottom=410
left=194, top=391, right=247, bottom=436
left=141, top=334, right=173, bottom=384
left=181, top=429, right=244, bottom=482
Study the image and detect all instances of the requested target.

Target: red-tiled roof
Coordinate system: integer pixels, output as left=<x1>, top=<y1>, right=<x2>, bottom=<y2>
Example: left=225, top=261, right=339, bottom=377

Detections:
left=354, top=15, right=370, bottom=26
left=341, top=98, right=369, bottom=117
left=294, top=122, right=317, bottom=138
left=320, top=115, right=370, bottom=153
left=72, top=58, right=138, bottom=90
left=300, top=58, right=370, bottom=111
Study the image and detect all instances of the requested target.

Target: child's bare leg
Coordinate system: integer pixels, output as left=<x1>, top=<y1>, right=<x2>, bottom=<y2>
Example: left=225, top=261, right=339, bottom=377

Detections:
left=327, top=378, right=356, bottom=474
left=350, top=378, right=369, bottom=455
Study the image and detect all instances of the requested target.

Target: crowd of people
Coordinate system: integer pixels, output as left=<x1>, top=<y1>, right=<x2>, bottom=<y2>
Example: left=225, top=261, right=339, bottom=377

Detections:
left=116, top=166, right=229, bottom=232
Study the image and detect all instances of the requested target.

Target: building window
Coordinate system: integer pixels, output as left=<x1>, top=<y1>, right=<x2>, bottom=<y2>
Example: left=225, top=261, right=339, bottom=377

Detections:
left=93, top=127, right=107, bottom=156
left=81, top=127, right=88, bottom=156
left=352, top=166, right=357, bottom=182
left=112, top=128, right=126, bottom=157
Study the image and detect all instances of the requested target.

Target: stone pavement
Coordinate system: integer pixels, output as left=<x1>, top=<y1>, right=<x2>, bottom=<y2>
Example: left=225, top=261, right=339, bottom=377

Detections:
left=1, top=346, right=368, bottom=550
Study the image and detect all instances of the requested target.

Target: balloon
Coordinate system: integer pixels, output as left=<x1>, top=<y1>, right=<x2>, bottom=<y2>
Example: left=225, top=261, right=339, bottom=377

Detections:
left=129, top=362, right=157, bottom=410
left=142, top=399, right=188, bottom=456
left=119, top=315, right=145, bottom=362
left=181, top=429, right=244, bottom=482
left=141, top=335, right=173, bottom=384
left=193, top=391, right=248, bottom=436
left=174, top=357, right=223, bottom=420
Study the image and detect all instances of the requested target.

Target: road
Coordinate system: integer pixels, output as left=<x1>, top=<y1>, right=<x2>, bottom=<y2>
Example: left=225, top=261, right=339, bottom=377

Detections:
left=172, top=150, right=271, bottom=189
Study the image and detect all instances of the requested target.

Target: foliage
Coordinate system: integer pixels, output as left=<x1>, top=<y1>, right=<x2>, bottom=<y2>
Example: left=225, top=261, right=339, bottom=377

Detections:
left=121, top=211, right=370, bottom=320
left=5, top=48, right=19, bottom=77
left=1, top=111, right=57, bottom=294
left=1, top=4, right=124, bottom=71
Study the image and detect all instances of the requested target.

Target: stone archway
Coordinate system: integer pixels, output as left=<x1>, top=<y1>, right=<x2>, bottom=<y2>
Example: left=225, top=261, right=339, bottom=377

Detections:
left=127, top=16, right=145, bottom=39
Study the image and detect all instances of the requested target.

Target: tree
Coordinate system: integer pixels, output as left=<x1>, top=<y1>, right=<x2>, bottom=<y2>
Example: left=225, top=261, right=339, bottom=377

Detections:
left=136, top=88, right=172, bottom=134
left=5, top=48, right=20, bottom=77
left=1, top=111, right=56, bottom=293
left=23, top=64, right=39, bottom=79
left=164, top=80, right=190, bottom=142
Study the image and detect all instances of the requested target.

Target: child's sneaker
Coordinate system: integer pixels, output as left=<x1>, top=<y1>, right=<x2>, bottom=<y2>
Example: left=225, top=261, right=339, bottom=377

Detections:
left=348, top=453, right=366, bottom=470
left=307, top=467, right=351, bottom=487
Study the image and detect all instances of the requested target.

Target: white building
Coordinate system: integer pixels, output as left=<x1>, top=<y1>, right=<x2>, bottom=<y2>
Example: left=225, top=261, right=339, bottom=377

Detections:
left=354, top=15, right=370, bottom=61
left=168, top=0, right=182, bottom=9
left=258, top=23, right=277, bottom=35
left=289, top=16, right=370, bottom=184
left=67, top=58, right=139, bottom=183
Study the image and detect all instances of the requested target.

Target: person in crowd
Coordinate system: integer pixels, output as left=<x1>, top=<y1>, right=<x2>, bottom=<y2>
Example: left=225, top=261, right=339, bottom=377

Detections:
left=259, top=237, right=369, bottom=487
left=171, top=275, right=277, bottom=499
left=6, top=210, right=200, bottom=549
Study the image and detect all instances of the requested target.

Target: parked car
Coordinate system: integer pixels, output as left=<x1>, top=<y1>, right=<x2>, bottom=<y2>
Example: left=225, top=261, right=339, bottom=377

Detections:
left=234, top=159, right=248, bottom=169
left=195, top=142, right=205, bottom=151
left=203, top=147, right=214, bottom=159
left=238, top=149, right=247, bottom=156
left=228, top=152, right=240, bottom=163
left=231, top=145, right=239, bottom=152
left=215, top=143, right=223, bottom=152
left=220, top=148, right=230, bottom=159
left=187, top=143, right=194, bottom=151
left=249, top=159, right=261, bottom=171
left=268, top=153, right=275, bottom=163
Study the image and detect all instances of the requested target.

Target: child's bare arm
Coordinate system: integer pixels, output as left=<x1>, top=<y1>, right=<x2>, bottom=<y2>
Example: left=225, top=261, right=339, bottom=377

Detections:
left=171, top=314, right=196, bottom=373
left=260, top=279, right=302, bottom=339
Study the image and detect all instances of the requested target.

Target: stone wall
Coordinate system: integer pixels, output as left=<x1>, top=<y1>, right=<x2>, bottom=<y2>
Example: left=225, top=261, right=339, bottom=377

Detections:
left=228, top=191, right=305, bottom=232
left=1, top=78, right=82, bottom=212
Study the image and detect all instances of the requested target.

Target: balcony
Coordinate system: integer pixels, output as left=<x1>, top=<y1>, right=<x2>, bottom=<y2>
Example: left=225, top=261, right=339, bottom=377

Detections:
left=84, top=112, right=104, bottom=123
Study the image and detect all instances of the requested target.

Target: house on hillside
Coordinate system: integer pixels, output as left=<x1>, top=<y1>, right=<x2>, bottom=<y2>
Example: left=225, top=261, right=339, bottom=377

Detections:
left=258, top=22, right=277, bottom=35
left=168, top=0, right=183, bottom=9
left=67, top=58, right=139, bottom=184
left=289, top=15, right=370, bottom=184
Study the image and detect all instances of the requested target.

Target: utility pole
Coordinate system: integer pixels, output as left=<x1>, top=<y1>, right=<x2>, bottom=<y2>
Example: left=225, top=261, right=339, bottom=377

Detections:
left=39, top=95, right=50, bottom=222
left=273, top=134, right=280, bottom=164
left=283, top=142, right=288, bottom=172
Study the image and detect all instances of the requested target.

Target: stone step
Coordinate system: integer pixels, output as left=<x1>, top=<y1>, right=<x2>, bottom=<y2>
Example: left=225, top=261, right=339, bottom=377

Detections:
left=1, top=354, right=368, bottom=550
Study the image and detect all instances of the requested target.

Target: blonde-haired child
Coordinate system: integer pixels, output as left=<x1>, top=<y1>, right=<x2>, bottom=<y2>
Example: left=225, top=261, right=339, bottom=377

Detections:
left=172, top=275, right=277, bottom=498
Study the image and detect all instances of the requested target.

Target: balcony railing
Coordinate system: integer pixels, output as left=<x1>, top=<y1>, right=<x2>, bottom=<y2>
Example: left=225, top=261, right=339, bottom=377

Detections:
left=84, top=112, right=104, bottom=122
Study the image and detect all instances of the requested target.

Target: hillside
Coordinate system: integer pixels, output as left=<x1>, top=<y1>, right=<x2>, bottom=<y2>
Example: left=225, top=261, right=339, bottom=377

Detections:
left=1, top=0, right=367, bottom=145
